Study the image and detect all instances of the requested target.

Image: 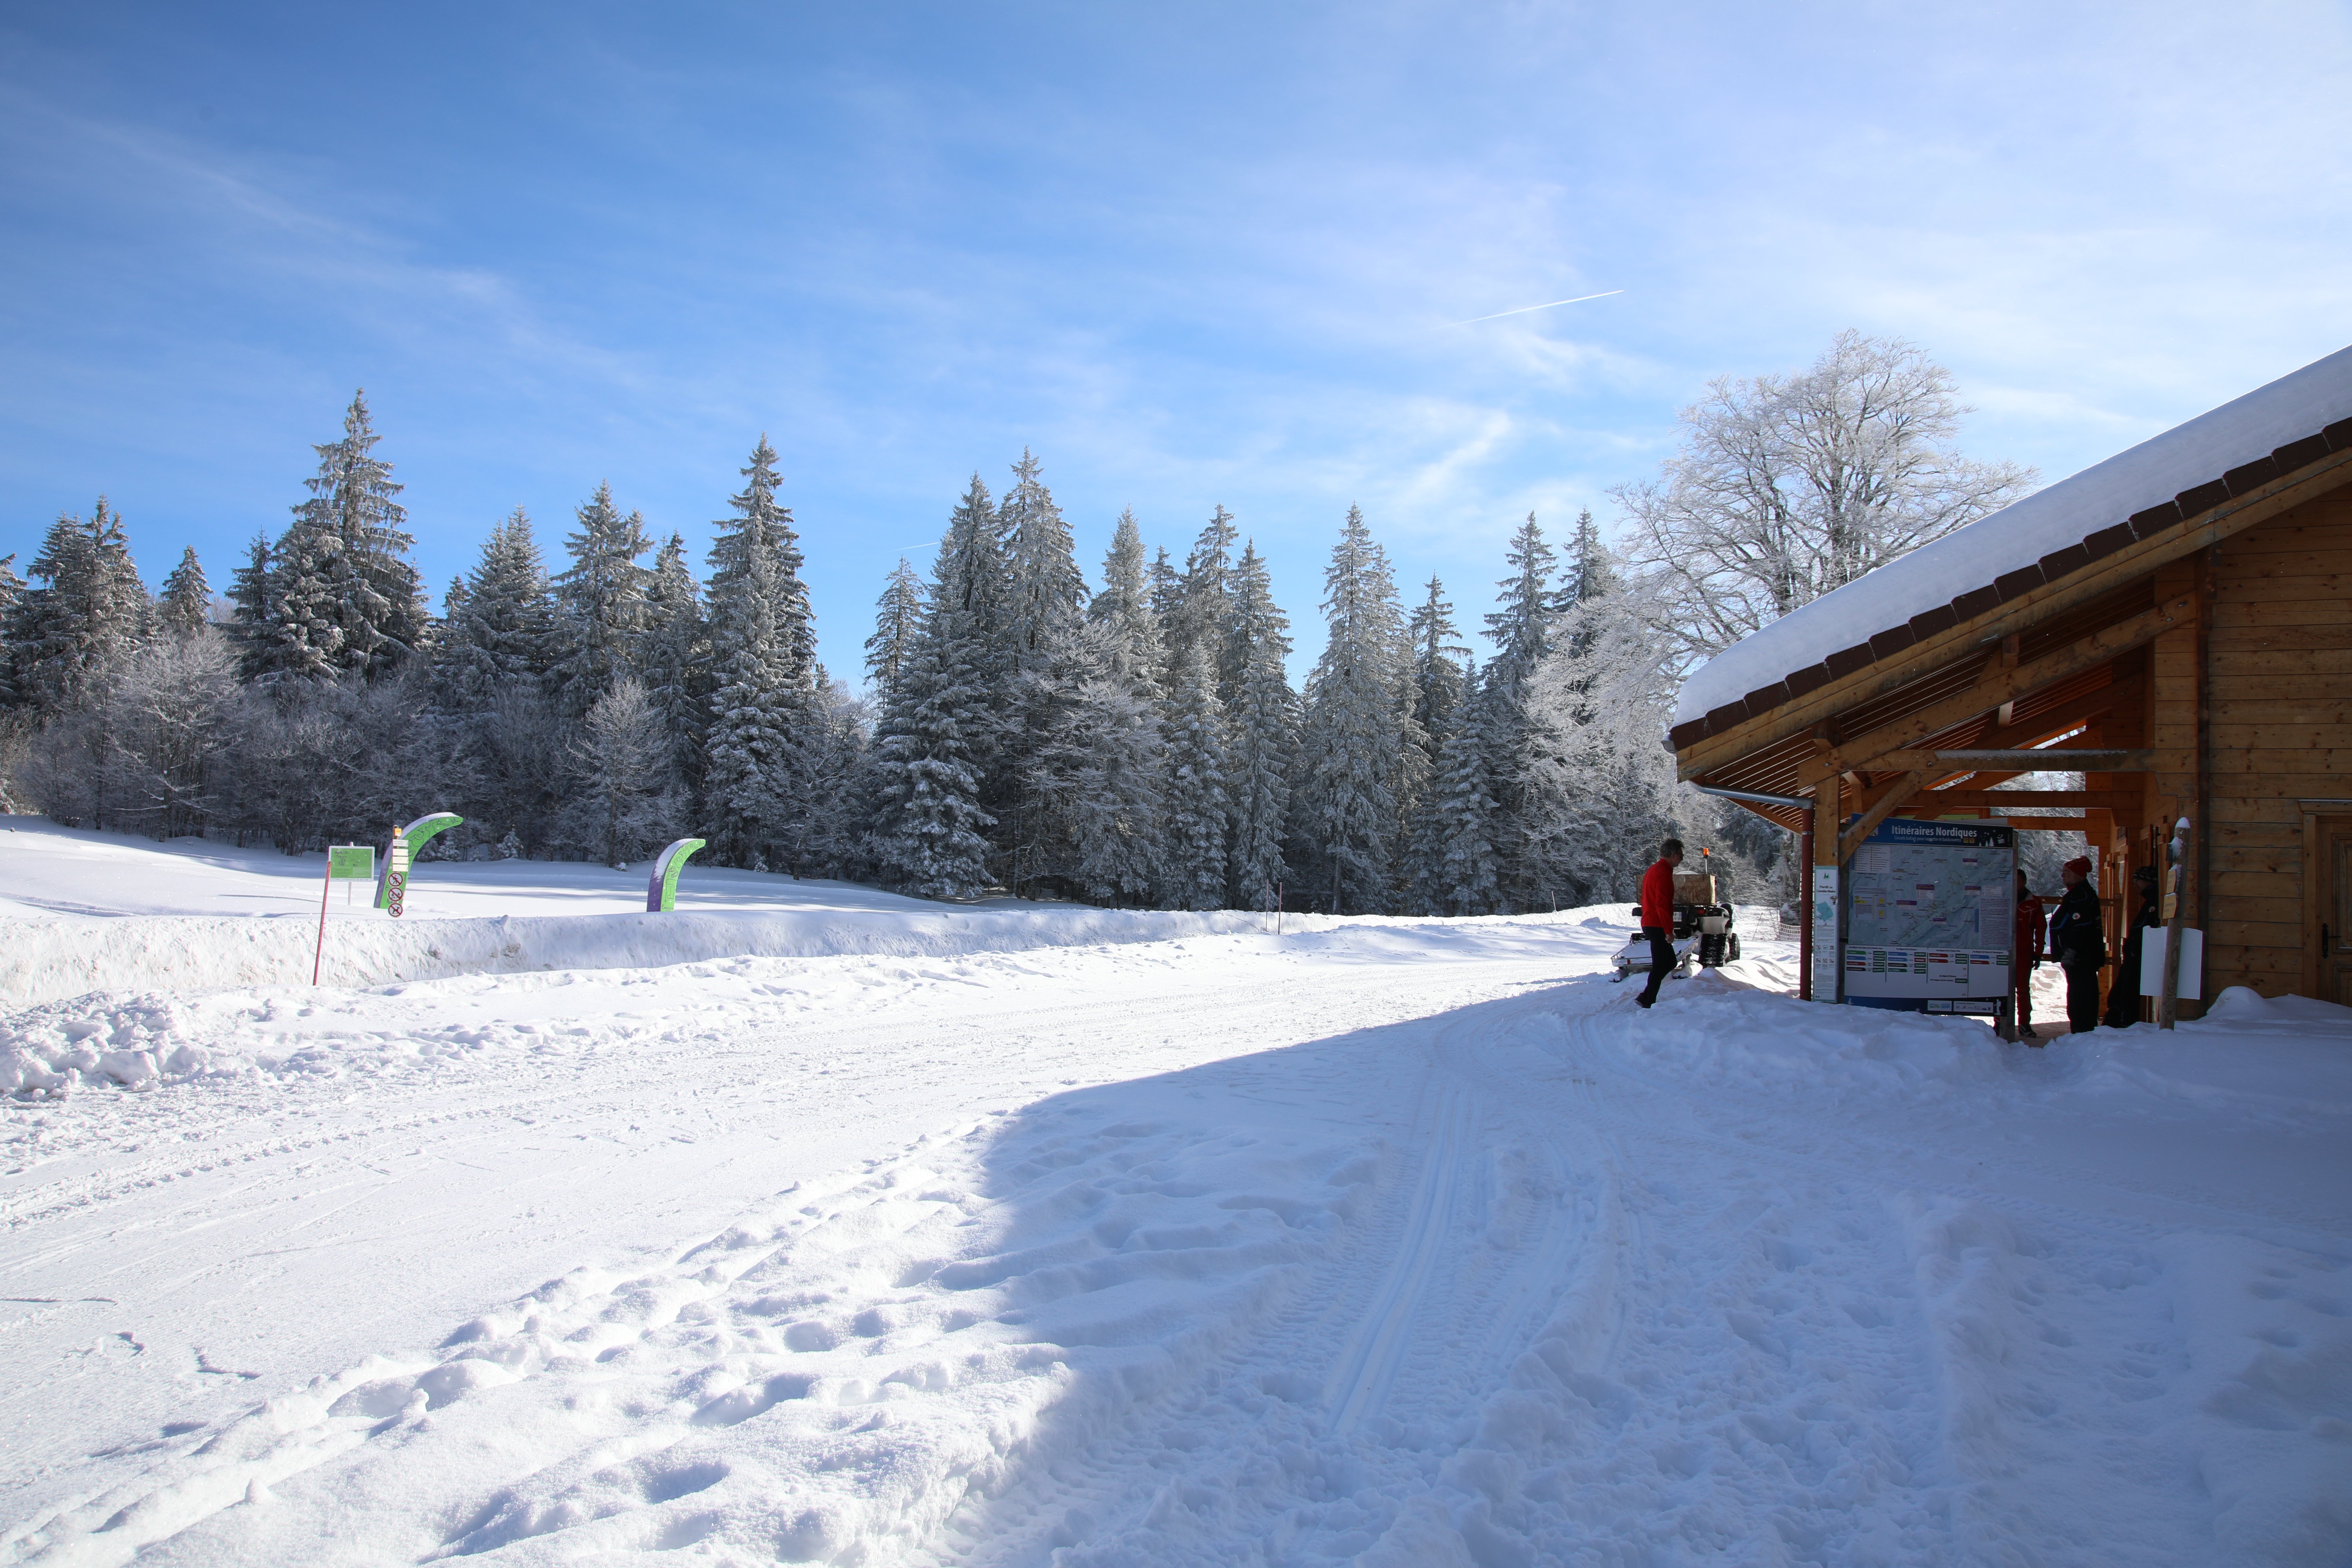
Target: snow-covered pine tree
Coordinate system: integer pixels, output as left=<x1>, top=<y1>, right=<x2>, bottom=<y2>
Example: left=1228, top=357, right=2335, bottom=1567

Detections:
left=1478, top=512, right=1557, bottom=911
left=1060, top=514, right=1164, bottom=905
left=6, top=501, right=149, bottom=717
left=918, top=473, right=1013, bottom=846
left=864, top=557, right=923, bottom=699
left=792, top=667, right=871, bottom=880
left=1429, top=719, right=1501, bottom=915
left=1290, top=506, right=1406, bottom=915
left=1407, top=576, right=1472, bottom=742
left=1157, top=637, right=1231, bottom=910
left=1223, top=541, right=1294, bottom=911
left=1555, top=508, right=1618, bottom=625
left=702, top=437, right=818, bottom=869
left=1146, top=546, right=1184, bottom=687
left=441, top=508, right=559, bottom=705
left=866, top=522, right=997, bottom=898
left=998, top=450, right=1087, bottom=666
left=1400, top=576, right=1474, bottom=913
left=252, top=392, right=427, bottom=684
left=225, top=533, right=273, bottom=677
left=1170, top=506, right=1238, bottom=698
left=552, top=483, right=653, bottom=716
left=936, top=473, right=1010, bottom=710
left=158, top=547, right=211, bottom=636
left=639, top=532, right=708, bottom=792
left=0, top=553, right=22, bottom=709
left=566, top=676, right=679, bottom=868
left=1088, top=510, right=1159, bottom=683
left=995, top=452, right=1094, bottom=892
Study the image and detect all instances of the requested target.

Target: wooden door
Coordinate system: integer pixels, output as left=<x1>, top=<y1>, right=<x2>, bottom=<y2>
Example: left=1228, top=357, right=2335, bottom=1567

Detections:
left=2330, top=820, right=2352, bottom=1006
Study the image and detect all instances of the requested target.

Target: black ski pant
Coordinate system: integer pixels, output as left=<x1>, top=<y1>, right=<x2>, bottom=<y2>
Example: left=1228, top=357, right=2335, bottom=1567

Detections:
left=2103, top=950, right=2143, bottom=1028
left=2064, top=960, right=2102, bottom=1034
left=1639, top=926, right=1675, bottom=1006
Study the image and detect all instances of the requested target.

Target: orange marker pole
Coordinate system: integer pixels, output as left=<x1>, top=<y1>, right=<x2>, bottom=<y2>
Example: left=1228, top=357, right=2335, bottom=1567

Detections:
left=312, top=849, right=332, bottom=985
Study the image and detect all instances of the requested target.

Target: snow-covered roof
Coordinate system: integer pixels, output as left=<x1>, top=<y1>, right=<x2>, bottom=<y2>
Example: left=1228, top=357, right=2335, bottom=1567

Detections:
left=1671, top=343, right=2352, bottom=743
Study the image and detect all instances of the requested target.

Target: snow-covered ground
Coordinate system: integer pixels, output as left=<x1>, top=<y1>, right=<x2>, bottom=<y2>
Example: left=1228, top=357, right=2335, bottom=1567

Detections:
left=3, top=827, right=2348, bottom=1565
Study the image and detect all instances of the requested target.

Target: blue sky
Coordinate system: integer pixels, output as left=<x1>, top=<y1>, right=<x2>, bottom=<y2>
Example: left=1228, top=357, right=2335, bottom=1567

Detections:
left=5, top=1, right=2349, bottom=681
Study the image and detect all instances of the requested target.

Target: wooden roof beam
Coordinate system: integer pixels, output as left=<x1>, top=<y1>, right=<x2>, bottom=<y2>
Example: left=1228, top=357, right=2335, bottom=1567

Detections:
left=1795, top=595, right=2190, bottom=787
left=1838, top=772, right=1929, bottom=862
left=1965, top=675, right=2140, bottom=753
left=1871, top=748, right=2152, bottom=773
left=1878, top=788, right=2140, bottom=812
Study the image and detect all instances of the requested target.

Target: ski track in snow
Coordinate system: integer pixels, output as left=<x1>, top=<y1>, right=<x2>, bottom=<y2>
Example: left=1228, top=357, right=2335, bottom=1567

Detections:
left=3, top=912, right=2350, bottom=1566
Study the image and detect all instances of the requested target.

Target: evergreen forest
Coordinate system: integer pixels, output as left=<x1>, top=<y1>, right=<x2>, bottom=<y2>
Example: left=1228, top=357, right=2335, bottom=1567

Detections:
left=7, top=338, right=2022, bottom=915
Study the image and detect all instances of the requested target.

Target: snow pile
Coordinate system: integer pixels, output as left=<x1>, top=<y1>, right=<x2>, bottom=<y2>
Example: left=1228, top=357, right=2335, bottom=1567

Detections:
left=0, top=905, right=1290, bottom=1010
left=1621, top=973, right=2352, bottom=1117
left=0, top=910, right=1656, bottom=1095
left=1617, top=970, right=2020, bottom=1098
left=0, top=994, right=197, bottom=1094
left=1675, top=341, right=2352, bottom=727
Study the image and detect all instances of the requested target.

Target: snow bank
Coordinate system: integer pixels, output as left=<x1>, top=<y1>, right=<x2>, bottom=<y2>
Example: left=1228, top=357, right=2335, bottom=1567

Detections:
left=0, top=904, right=1281, bottom=1012
left=1675, top=342, right=2352, bottom=728
left=1614, top=972, right=2352, bottom=1115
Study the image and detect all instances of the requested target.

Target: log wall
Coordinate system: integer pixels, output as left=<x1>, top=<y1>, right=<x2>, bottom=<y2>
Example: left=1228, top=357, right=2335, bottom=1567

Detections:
left=2170, top=494, right=2352, bottom=999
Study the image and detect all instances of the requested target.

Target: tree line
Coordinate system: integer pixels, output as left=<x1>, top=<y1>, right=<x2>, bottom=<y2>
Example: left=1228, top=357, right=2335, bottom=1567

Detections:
left=1, top=334, right=2026, bottom=913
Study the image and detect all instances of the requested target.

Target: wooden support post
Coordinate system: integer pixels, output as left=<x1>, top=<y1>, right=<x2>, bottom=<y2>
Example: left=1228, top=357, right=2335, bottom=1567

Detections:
left=1798, top=829, right=1814, bottom=1001
left=1809, top=775, right=1842, bottom=1004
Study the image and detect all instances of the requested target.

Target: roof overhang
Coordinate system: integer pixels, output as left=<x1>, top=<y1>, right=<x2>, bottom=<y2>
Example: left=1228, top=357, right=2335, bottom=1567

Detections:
left=1673, top=434, right=2352, bottom=832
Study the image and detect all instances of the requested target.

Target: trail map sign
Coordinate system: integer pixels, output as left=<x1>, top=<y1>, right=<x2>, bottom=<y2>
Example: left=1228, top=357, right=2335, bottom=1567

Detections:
left=1843, top=819, right=2015, bottom=1011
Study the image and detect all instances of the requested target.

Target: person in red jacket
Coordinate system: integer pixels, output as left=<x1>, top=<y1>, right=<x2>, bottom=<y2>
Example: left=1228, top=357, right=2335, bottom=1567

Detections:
left=1636, top=838, right=1685, bottom=1009
left=2013, top=868, right=2045, bottom=1041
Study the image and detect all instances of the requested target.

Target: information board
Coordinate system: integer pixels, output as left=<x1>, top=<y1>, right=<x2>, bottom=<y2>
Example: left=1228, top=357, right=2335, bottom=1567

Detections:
left=327, top=845, right=374, bottom=880
left=1843, top=819, right=2015, bottom=1003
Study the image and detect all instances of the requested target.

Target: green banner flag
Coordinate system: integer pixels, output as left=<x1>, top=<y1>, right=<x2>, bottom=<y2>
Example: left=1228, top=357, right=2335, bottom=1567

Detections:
left=647, top=838, right=707, bottom=912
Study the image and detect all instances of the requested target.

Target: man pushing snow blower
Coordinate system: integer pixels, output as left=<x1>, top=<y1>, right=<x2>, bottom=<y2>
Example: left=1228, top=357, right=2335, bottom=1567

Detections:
left=1634, top=838, right=1682, bottom=1009
left=1612, top=839, right=1744, bottom=1003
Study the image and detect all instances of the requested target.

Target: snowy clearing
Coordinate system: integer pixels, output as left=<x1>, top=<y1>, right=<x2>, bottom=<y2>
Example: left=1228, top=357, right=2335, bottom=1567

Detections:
left=3, top=832, right=2350, bottom=1565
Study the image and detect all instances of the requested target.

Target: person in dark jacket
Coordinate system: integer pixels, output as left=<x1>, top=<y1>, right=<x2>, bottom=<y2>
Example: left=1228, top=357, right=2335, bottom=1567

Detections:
left=2014, top=869, right=2045, bottom=1041
left=2102, top=864, right=2160, bottom=1028
left=1636, top=838, right=1684, bottom=1009
left=2048, top=855, right=2106, bottom=1034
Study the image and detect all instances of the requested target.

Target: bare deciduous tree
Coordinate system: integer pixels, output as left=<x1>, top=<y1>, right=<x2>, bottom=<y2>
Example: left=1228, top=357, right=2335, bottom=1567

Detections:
left=1616, top=331, right=2035, bottom=663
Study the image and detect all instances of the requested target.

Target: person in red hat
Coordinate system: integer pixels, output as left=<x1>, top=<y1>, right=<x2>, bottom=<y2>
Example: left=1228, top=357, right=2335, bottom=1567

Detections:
left=2046, top=855, right=2106, bottom=1034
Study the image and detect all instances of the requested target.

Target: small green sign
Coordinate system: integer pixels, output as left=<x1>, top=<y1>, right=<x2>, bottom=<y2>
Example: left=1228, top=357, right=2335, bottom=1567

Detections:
left=328, top=845, right=374, bottom=880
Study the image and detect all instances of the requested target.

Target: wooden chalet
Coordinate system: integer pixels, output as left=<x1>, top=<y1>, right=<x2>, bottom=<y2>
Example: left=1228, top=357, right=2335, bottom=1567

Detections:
left=1667, top=347, right=2352, bottom=1017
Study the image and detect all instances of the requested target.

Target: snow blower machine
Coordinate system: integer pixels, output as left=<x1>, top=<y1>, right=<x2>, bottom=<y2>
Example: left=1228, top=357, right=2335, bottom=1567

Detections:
left=1609, top=850, right=1741, bottom=984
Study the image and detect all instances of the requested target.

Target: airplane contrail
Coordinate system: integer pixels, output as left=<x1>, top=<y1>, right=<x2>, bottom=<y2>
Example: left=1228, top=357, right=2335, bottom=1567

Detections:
left=1449, top=289, right=1623, bottom=327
